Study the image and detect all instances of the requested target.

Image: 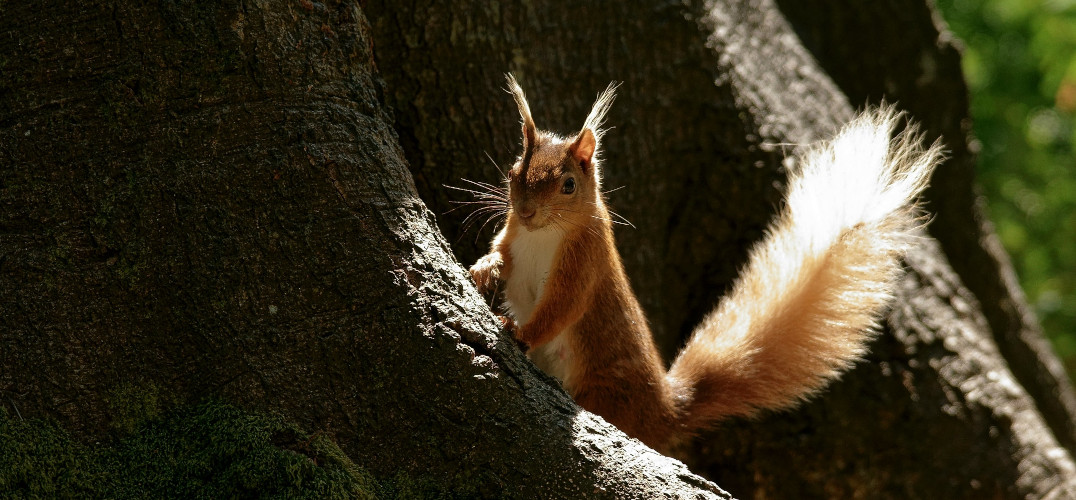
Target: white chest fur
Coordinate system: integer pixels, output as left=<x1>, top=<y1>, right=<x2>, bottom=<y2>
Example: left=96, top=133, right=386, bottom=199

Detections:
left=505, top=226, right=563, bottom=324
left=505, top=226, right=575, bottom=385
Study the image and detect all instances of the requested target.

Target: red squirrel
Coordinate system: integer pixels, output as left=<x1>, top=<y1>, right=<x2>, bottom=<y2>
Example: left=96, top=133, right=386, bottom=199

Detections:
left=468, top=75, right=942, bottom=451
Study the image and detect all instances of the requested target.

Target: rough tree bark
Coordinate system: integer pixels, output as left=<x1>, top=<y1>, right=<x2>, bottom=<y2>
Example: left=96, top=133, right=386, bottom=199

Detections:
left=367, top=0, right=1076, bottom=497
left=0, top=2, right=724, bottom=497
left=1, top=1, right=1073, bottom=498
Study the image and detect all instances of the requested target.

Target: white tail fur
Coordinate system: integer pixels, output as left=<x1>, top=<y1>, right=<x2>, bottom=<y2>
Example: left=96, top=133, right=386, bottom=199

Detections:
left=668, top=107, right=944, bottom=433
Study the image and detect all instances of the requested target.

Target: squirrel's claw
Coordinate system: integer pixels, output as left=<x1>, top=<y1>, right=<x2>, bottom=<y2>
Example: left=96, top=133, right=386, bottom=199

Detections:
left=497, top=315, right=528, bottom=353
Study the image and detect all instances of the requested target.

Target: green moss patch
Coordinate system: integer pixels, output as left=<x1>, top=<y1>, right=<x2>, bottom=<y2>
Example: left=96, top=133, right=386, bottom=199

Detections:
left=0, top=409, right=98, bottom=497
left=106, top=381, right=165, bottom=435
left=1, top=402, right=378, bottom=499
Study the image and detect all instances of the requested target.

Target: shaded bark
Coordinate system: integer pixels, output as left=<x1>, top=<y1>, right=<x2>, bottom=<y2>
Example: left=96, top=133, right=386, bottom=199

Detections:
left=367, top=0, right=1076, bottom=497
left=0, top=2, right=724, bottom=497
left=2, top=0, right=1074, bottom=498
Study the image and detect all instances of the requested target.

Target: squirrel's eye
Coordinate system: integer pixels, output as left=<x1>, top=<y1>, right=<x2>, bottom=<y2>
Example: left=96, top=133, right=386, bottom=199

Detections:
left=561, top=177, right=576, bottom=194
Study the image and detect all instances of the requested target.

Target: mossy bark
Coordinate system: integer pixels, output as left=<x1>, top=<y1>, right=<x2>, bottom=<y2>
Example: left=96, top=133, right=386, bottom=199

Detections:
left=1, top=402, right=378, bottom=498
left=2, top=0, right=1074, bottom=498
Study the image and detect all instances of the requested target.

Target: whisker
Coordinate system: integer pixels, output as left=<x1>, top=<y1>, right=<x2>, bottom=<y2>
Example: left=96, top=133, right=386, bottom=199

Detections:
left=443, top=178, right=509, bottom=227
left=445, top=197, right=507, bottom=211
left=561, top=215, right=599, bottom=239
left=444, top=167, right=513, bottom=244
left=551, top=218, right=570, bottom=239
left=445, top=200, right=507, bottom=213
left=605, top=209, right=635, bottom=228
left=444, top=184, right=508, bottom=200
left=551, top=212, right=596, bottom=238
left=461, top=206, right=505, bottom=227
left=574, top=201, right=635, bottom=229
left=592, top=214, right=635, bottom=228
left=445, top=199, right=506, bottom=210
left=448, top=199, right=506, bottom=206
left=484, top=151, right=507, bottom=179
left=460, top=206, right=503, bottom=234
left=476, top=209, right=508, bottom=233
left=459, top=178, right=509, bottom=194
left=475, top=212, right=507, bottom=244
left=443, top=179, right=508, bottom=199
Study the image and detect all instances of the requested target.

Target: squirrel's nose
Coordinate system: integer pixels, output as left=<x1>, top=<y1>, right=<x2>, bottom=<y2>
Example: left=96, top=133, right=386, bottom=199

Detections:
left=517, top=206, right=536, bottom=219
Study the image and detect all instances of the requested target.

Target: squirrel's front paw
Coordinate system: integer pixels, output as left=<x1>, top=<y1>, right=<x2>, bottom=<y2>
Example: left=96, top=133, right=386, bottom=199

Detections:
left=469, top=254, right=503, bottom=295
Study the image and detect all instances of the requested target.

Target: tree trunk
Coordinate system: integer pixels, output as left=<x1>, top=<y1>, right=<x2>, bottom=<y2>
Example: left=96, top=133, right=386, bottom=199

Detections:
left=0, top=2, right=725, bottom=497
left=2, top=0, right=1073, bottom=498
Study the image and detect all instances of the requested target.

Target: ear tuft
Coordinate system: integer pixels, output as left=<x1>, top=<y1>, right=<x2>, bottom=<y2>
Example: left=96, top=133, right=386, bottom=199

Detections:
left=572, top=81, right=619, bottom=174
left=580, top=81, right=619, bottom=145
left=506, top=73, right=537, bottom=152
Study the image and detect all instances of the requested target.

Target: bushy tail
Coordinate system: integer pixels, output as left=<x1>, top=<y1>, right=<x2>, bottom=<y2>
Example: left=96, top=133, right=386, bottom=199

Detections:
left=667, top=107, right=943, bottom=436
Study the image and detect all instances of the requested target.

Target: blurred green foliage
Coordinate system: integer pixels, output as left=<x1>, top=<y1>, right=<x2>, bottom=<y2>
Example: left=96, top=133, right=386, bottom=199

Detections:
left=935, top=0, right=1076, bottom=375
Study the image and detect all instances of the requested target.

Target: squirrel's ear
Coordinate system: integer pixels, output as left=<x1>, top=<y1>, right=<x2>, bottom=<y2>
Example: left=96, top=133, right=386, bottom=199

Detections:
left=505, top=73, right=537, bottom=153
left=570, top=128, right=597, bottom=174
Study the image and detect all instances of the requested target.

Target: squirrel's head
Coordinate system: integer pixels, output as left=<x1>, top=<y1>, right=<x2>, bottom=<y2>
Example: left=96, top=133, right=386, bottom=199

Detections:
left=504, top=74, right=618, bottom=233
